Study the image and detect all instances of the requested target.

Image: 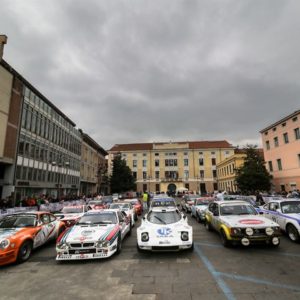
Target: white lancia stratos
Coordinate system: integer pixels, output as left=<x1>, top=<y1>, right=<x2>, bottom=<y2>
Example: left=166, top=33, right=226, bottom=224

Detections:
left=137, top=207, right=193, bottom=252
left=56, top=210, right=131, bottom=261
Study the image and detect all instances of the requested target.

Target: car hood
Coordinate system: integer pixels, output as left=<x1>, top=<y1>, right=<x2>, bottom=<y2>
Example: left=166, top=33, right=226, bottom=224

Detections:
left=219, top=215, right=278, bottom=227
left=62, top=224, right=119, bottom=243
left=57, top=213, right=84, bottom=221
left=0, top=227, right=35, bottom=240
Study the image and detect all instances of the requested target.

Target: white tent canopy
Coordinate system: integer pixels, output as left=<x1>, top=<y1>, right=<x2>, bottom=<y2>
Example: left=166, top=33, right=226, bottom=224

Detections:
left=176, top=187, right=188, bottom=192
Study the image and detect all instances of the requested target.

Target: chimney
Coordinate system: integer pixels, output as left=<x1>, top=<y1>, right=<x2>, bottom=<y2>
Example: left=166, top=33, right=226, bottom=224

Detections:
left=0, top=35, right=8, bottom=60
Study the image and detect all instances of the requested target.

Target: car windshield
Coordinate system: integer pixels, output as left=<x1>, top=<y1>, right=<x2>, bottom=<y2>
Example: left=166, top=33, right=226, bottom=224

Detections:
left=220, top=204, right=257, bottom=216
left=147, top=211, right=181, bottom=224
left=196, top=200, right=210, bottom=205
left=110, top=204, right=121, bottom=209
left=281, top=201, right=300, bottom=214
left=89, top=201, right=104, bottom=206
left=62, top=207, right=83, bottom=213
left=0, top=215, right=37, bottom=228
left=78, top=213, right=117, bottom=225
left=152, top=200, right=176, bottom=207
left=103, top=196, right=113, bottom=202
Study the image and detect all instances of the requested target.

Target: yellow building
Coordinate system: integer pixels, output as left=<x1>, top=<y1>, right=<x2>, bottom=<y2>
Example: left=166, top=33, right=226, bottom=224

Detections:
left=108, top=141, right=234, bottom=194
left=216, top=149, right=246, bottom=193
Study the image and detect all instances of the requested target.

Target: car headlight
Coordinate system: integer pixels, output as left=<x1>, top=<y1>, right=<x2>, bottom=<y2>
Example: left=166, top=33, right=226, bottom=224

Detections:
left=245, top=228, right=254, bottom=236
left=141, top=232, right=149, bottom=242
left=265, top=227, right=274, bottom=236
left=96, top=240, right=109, bottom=248
left=56, top=242, right=68, bottom=250
left=181, top=231, right=189, bottom=241
left=0, top=239, right=10, bottom=249
left=230, top=228, right=242, bottom=236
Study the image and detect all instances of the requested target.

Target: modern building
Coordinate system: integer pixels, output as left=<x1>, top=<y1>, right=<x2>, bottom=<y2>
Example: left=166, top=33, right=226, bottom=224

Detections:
left=108, top=141, right=234, bottom=194
left=260, top=110, right=300, bottom=192
left=0, top=58, right=82, bottom=203
left=80, top=131, right=108, bottom=196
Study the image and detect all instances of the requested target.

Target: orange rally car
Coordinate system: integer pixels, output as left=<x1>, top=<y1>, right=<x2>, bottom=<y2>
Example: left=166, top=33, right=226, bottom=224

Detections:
left=0, top=211, right=65, bottom=266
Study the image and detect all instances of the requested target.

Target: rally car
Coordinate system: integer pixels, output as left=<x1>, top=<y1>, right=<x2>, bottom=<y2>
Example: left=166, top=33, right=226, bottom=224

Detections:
left=205, top=200, right=281, bottom=247
left=88, top=200, right=107, bottom=210
left=150, top=197, right=177, bottom=209
left=123, top=199, right=143, bottom=217
left=137, top=207, right=193, bottom=252
left=109, top=202, right=136, bottom=226
left=258, top=199, right=300, bottom=242
left=0, top=212, right=65, bottom=266
left=191, top=197, right=214, bottom=223
left=181, top=195, right=199, bottom=212
left=56, top=210, right=131, bottom=261
left=55, top=205, right=89, bottom=227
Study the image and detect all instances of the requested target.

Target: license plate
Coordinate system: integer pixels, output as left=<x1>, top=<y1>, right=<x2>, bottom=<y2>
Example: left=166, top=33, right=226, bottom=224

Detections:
left=159, top=241, right=171, bottom=245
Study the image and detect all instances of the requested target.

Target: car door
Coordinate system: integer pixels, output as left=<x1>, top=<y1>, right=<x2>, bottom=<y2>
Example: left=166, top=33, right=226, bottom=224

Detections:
left=211, top=203, right=220, bottom=230
left=117, top=211, right=128, bottom=240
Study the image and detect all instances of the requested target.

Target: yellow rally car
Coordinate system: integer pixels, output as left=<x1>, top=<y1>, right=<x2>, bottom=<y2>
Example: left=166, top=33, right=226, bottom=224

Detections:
left=205, top=200, right=281, bottom=247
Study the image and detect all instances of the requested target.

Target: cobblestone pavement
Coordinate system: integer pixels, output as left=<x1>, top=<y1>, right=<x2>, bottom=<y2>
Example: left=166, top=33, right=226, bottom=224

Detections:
left=1, top=212, right=300, bottom=300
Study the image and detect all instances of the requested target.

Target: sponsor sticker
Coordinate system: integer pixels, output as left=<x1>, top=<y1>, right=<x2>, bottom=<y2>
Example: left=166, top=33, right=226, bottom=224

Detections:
left=238, top=219, right=264, bottom=225
left=157, top=227, right=172, bottom=237
left=81, top=230, right=95, bottom=236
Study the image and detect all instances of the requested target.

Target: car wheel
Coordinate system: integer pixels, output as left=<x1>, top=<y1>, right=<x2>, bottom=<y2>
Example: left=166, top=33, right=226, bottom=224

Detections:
left=286, top=224, right=300, bottom=242
left=134, top=214, right=138, bottom=221
left=220, top=230, right=231, bottom=248
left=205, top=221, right=212, bottom=231
left=128, top=222, right=132, bottom=236
left=116, top=235, right=122, bottom=254
left=17, top=240, right=33, bottom=263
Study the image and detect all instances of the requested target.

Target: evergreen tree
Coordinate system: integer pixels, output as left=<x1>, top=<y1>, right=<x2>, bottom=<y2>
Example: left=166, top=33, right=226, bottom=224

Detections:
left=236, top=145, right=272, bottom=194
left=110, top=153, right=136, bottom=193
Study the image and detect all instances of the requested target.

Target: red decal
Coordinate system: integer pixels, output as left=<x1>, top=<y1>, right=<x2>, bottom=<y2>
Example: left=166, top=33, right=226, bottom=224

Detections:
left=239, top=219, right=264, bottom=225
left=106, top=226, right=119, bottom=241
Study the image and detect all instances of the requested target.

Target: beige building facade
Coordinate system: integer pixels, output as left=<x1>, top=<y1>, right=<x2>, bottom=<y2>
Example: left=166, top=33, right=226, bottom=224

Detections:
left=108, top=141, right=234, bottom=194
left=80, top=132, right=107, bottom=196
left=260, top=110, right=300, bottom=192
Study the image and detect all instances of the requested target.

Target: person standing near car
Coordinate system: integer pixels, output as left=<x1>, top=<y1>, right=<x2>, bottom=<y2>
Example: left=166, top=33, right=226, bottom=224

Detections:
left=143, top=192, right=148, bottom=212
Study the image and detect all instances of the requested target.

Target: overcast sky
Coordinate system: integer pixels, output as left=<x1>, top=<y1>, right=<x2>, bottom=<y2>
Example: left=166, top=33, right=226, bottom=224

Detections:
left=1, top=0, right=299, bottom=149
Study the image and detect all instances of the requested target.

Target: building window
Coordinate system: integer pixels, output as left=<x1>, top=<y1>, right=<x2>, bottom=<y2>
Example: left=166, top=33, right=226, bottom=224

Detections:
left=165, top=159, right=177, bottom=167
left=264, top=131, right=268, bottom=135
left=274, top=137, right=279, bottom=147
left=213, top=170, right=217, bottom=178
left=199, top=152, right=203, bottom=155
left=156, top=184, right=160, bottom=192
left=211, top=158, right=216, bottom=166
left=298, top=154, right=300, bottom=166
left=282, top=122, right=286, bottom=127
left=155, top=153, right=159, bottom=156
left=266, top=141, right=270, bottom=150
left=272, top=127, right=276, bottom=132
left=143, top=153, right=147, bottom=157
left=295, top=128, right=300, bottom=140
left=143, top=172, right=147, bottom=179
left=133, top=160, right=137, bottom=168
left=143, top=184, right=147, bottom=192
left=132, top=172, right=137, bottom=179
left=184, top=152, right=188, bottom=156
left=184, top=170, right=189, bottom=180
left=143, top=160, right=147, bottom=167
left=292, top=116, right=298, bottom=122
left=155, top=160, right=159, bottom=167
left=184, top=159, right=188, bottom=166
left=277, top=159, right=282, bottom=171
left=268, top=161, right=273, bottom=172
left=200, top=170, right=204, bottom=178
left=283, top=133, right=289, bottom=144
left=199, top=158, right=204, bottom=166
left=155, top=171, right=159, bottom=179
left=211, top=152, right=215, bottom=155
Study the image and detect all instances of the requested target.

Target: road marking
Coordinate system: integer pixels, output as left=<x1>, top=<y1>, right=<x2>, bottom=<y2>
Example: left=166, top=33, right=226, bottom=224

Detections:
left=196, top=242, right=223, bottom=248
left=217, top=272, right=300, bottom=292
left=194, top=243, right=236, bottom=300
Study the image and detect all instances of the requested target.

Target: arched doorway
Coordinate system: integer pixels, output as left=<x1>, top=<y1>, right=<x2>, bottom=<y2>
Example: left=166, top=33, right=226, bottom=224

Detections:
left=167, top=183, right=176, bottom=196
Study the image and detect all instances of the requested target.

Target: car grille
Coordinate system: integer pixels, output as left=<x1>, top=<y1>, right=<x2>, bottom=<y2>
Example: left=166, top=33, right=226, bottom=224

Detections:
left=69, top=243, right=95, bottom=248
left=69, top=249, right=96, bottom=254
left=152, top=246, right=179, bottom=251
left=241, top=228, right=267, bottom=236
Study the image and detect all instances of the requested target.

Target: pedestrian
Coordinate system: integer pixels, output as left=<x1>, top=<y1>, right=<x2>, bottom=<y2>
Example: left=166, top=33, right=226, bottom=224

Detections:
left=142, top=191, right=148, bottom=212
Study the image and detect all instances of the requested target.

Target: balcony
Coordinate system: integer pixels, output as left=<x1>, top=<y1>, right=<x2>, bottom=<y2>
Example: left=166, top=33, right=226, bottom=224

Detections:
left=160, top=177, right=183, bottom=182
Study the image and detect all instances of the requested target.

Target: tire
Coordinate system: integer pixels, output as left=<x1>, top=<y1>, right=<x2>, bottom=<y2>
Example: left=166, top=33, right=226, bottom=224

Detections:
left=127, top=222, right=132, bottom=236
left=286, top=224, right=300, bottom=242
left=116, top=235, right=122, bottom=254
left=134, top=214, right=138, bottom=221
left=220, top=230, right=231, bottom=248
left=205, top=221, right=212, bottom=231
left=17, top=240, right=33, bottom=263
left=187, top=243, right=194, bottom=252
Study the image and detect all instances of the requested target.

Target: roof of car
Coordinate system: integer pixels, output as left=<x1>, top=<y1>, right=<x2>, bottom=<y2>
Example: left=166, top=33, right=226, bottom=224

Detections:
left=265, top=199, right=300, bottom=203
left=85, top=210, right=116, bottom=215
left=217, top=200, right=252, bottom=206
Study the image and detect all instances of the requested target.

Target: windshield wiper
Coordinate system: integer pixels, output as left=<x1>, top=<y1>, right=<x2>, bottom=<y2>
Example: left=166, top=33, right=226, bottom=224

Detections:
left=238, top=213, right=251, bottom=215
left=154, top=216, right=166, bottom=224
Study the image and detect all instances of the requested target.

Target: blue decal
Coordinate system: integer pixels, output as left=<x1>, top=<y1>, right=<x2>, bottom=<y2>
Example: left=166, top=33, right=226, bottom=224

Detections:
left=157, top=227, right=172, bottom=236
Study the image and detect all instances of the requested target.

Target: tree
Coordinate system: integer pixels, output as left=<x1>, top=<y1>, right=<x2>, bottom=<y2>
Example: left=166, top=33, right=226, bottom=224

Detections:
left=110, top=154, right=136, bottom=193
left=235, top=145, right=272, bottom=194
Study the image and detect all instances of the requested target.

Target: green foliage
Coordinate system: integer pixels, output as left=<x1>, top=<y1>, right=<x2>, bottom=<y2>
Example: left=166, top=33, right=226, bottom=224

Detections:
left=110, top=153, right=136, bottom=193
left=236, top=145, right=272, bottom=194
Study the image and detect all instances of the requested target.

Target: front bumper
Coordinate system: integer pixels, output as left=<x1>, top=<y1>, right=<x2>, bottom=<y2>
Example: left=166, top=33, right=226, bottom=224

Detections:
left=56, top=247, right=116, bottom=260
left=0, top=249, right=18, bottom=266
left=229, top=235, right=280, bottom=246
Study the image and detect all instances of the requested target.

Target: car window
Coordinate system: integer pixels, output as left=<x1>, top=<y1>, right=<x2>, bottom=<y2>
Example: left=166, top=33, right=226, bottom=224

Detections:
left=117, top=211, right=125, bottom=222
left=49, top=214, right=56, bottom=222
left=41, top=214, right=50, bottom=224
left=269, top=202, right=279, bottom=211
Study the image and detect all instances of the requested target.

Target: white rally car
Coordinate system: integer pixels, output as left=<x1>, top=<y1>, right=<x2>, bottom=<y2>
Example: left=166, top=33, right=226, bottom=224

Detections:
left=137, top=207, right=193, bottom=252
left=56, top=210, right=131, bottom=261
left=205, top=200, right=281, bottom=247
left=258, top=199, right=300, bottom=242
left=109, top=202, right=136, bottom=226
